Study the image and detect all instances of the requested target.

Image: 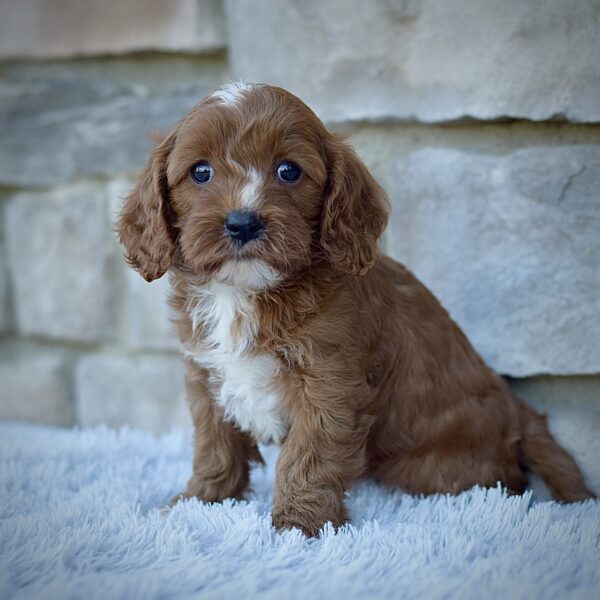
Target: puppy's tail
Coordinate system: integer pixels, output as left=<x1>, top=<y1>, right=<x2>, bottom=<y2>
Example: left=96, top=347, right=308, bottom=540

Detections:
left=518, top=400, right=595, bottom=502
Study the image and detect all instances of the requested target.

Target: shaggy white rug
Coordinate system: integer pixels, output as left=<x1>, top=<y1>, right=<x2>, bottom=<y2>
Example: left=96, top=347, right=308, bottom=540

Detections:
left=0, top=423, right=598, bottom=600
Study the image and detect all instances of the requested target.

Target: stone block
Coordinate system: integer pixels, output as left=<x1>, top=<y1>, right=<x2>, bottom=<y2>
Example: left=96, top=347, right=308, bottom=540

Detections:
left=0, top=0, right=225, bottom=58
left=0, top=216, right=11, bottom=334
left=0, top=266, right=9, bottom=334
left=106, top=177, right=179, bottom=351
left=126, top=271, right=179, bottom=351
left=75, top=355, right=190, bottom=433
left=0, top=58, right=228, bottom=187
left=226, top=0, right=600, bottom=123
left=0, top=352, right=72, bottom=426
left=388, top=146, right=600, bottom=377
left=508, top=376, right=600, bottom=497
left=5, top=183, right=117, bottom=343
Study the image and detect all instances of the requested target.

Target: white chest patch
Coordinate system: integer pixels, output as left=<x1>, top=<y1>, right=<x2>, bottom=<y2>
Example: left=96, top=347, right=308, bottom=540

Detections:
left=184, top=278, right=287, bottom=444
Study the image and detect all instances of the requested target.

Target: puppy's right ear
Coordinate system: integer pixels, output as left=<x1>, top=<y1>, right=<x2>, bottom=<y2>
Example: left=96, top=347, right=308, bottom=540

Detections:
left=116, top=129, right=178, bottom=282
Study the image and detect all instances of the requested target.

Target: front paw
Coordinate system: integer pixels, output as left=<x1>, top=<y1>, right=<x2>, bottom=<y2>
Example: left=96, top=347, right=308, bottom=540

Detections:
left=168, top=490, right=192, bottom=507
left=272, top=506, right=346, bottom=537
left=170, top=474, right=246, bottom=506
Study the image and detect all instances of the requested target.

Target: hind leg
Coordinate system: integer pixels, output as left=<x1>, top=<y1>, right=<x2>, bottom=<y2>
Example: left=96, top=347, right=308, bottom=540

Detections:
left=368, top=385, right=530, bottom=496
left=371, top=447, right=527, bottom=496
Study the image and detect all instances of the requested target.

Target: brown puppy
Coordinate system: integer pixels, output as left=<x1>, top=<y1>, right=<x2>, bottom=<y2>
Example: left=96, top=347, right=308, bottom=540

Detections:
left=117, top=82, right=595, bottom=536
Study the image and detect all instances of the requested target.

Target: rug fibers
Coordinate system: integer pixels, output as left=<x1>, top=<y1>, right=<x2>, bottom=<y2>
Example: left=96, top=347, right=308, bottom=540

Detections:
left=0, top=423, right=598, bottom=599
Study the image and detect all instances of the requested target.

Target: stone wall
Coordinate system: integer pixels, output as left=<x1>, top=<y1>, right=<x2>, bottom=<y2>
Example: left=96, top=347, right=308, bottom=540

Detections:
left=0, top=0, right=230, bottom=434
left=1, top=1, right=599, bottom=490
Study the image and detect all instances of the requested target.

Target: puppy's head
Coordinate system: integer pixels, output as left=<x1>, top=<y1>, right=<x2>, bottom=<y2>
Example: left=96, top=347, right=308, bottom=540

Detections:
left=116, top=83, right=389, bottom=288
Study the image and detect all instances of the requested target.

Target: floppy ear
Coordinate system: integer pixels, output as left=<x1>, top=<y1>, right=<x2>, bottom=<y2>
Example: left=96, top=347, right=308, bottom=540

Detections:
left=115, top=129, right=178, bottom=282
left=320, top=137, right=390, bottom=276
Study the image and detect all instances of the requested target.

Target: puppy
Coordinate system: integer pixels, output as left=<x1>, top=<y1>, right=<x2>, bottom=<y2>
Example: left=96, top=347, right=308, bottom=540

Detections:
left=117, top=82, right=595, bottom=536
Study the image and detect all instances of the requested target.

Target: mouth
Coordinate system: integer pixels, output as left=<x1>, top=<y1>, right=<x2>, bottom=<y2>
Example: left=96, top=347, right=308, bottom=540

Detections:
left=228, top=235, right=267, bottom=260
left=215, top=257, right=281, bottom=289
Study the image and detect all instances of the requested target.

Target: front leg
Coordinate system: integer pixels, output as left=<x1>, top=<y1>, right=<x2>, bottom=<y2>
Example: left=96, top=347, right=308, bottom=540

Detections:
left=272, top=378, right=371, bottom=537
left=172, top=360, right=263, bottom=504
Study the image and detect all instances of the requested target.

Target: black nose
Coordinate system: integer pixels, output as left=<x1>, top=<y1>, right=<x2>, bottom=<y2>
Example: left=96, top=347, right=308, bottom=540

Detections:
left=223, top=211, right=265, bottom=244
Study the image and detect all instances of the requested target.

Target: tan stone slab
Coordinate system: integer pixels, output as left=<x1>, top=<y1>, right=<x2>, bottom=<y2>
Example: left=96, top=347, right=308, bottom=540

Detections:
left=75, top=355, right=190, bottom=433
left=226, top=0, right=600, bottom=123
left=0, top=57, right=229, bottom=187
left=5, top=182, right=118, bottom=343
left=0, top=352, right=73, bottom=426
left=389, top=146, right=600, bottom=376
left=0, top=0, right=225, bottom=58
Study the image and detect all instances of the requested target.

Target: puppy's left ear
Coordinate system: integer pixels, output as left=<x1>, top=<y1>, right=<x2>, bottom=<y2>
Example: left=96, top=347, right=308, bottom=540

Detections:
left=320, top=136, right=390, bottom=276
left=115, top=128, right=179, bottom=282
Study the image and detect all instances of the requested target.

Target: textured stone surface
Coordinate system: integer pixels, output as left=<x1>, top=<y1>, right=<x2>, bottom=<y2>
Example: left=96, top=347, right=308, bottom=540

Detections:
left=105, top=177, right=178, bottom=351
left=75, top=355, right=190, bottom=433
left=226, top=0, right=600, bottom=123
left=5, top=183, right=117, bottom=343
left=340, top=122, right=600, bottom=198
left=127, top=272, right=179, bottom=351
left=0, top=58, right=228, bottom=187
left=0, top=352, right=72, bottom=426
left=508, top=376, right=600, bottom=497
left=0, top=0, right=225, bottom=58
left=0, top=212, right=11, bottom=334
left=389, top=146, right=600, bottom=377
left=0, top=262, right=9, bottom=334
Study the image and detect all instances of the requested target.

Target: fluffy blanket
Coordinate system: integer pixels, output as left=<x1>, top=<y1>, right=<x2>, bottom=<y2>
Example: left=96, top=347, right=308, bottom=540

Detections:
left=0, top=423, right=598, bottom=599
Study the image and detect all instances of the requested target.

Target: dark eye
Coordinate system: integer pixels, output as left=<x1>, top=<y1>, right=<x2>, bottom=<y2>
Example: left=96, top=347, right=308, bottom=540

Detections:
left=191, top=162, right=213, bottom=185
left=276, top=161, right=301, bottom=183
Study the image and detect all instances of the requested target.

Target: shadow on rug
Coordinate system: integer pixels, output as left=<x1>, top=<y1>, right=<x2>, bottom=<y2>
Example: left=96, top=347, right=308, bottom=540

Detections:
left=0, top=423, right=598, bottom=599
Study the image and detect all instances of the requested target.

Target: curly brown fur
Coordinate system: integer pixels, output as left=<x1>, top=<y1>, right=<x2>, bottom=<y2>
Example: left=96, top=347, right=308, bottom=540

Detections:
left=117, top=83, right=595, bottom=537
